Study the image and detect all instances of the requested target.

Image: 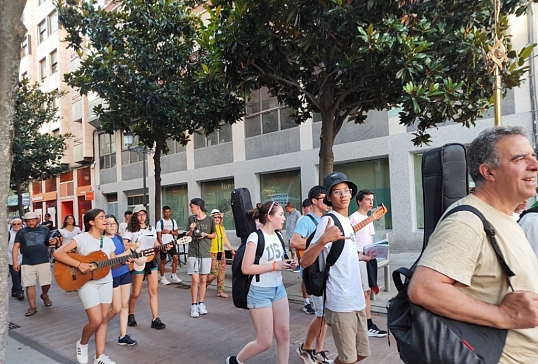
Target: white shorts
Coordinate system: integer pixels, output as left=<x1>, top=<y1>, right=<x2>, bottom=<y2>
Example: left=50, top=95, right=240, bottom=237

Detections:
left=78, top=281, right=113, bottom=309
left=21, top=263, right=52, bottom=288
left=359, top=260, right=369, bottom=291
left=187, top=257, right=211, bottom=275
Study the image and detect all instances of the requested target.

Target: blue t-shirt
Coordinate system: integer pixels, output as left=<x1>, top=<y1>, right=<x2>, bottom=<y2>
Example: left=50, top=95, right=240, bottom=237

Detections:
left=111, top=234, right=130, bottom=277
left=294, top=212, right=321, bottom=239
left=16, top=225, right=50, bottom=265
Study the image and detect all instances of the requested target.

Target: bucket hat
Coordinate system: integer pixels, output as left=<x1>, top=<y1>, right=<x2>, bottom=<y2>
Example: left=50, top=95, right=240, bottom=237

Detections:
left=322, top=172, right=358, bottom=206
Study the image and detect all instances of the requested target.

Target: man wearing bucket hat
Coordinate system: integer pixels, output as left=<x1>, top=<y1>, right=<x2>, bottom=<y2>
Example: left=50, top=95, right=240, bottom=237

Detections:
left=12, top=211, right=55, bottom=317
left=186, top=198, right=216, bottom=317
left=300, top=172, right=370, bottom=364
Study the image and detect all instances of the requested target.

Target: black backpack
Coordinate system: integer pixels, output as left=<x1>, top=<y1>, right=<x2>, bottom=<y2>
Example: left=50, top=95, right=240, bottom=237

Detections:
left=302, top=213, right=345, bottom=297
left=232, top=230, right=288, bottom=309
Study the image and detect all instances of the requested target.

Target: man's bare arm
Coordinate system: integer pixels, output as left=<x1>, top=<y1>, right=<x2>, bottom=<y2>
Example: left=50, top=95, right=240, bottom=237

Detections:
left=408, top=266, right=538, bottom=329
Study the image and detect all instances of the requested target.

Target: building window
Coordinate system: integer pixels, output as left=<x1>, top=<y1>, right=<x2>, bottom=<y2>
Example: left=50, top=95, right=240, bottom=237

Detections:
left=39, top=58, right=47, bottom=81
left=193, top=124, right=232, bottom=149
left=50, top=50, right=58, bottom=74
left=21, top=34, right=31, bottom=57
left=99, top=133, right=116, bottom=170
left=260, top=170, right=301, bottom=232
left=121, top=135, right=143, bottom=165
left=106, top=193, right=118, bottom=217
left=127, top=195, right=149, bottom=211
left=162, top=185, right=189, bottom=229
left=245, top=87, right=298, bottom=137
left=38, top=20, right=47, bottom=43
left=49, top=11, right=58, bottom=34
left=165, top=139, right=186, bottom=155
left=201, top=179, right=235, bottom=231
left=336, top=158, right=393, bottom=231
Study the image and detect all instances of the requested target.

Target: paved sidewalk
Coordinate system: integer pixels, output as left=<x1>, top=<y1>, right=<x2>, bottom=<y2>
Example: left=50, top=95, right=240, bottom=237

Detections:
left=7, top=250, right=419, bottom=363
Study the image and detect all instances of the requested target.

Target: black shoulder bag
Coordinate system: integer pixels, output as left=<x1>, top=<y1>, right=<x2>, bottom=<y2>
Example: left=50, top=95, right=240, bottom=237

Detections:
left=387, top=205, right=515, bottom=364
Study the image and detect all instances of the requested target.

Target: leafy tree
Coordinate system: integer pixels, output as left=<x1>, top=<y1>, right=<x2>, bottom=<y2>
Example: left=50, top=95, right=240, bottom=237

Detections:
left=0, top=0, right=28, bottom=358
left=201, top=0, right=536, bottom=179
left=56, top=0, right=244, bottom=219
left=11, top=78, right=69, bottom=217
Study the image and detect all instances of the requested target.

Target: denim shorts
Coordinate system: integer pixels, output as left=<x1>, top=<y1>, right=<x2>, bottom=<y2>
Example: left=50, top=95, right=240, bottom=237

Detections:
left=113, top=271, right=132, bottom=288
left=247, top=283, right=287, bottom=309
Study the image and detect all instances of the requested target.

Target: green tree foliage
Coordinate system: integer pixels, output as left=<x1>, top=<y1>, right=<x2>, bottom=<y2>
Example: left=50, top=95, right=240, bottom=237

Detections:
left=201, top=0, right=536, bottom=178
left=56, top=0, right=245, bottom=218
left=12, top=78, right=69, bottom=216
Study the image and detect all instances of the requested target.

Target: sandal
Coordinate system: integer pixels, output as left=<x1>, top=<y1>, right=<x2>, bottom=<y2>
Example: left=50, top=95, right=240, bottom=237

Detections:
left=216, top=292, right=229, bottom=298
left=25, top=307, right=37, bottom=316
left=40, top=294, right=52, bottom=307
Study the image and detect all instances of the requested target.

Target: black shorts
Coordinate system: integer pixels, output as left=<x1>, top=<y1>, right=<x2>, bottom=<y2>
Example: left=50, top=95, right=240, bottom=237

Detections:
left=160, top=245, right=178, bottom=261
left=113, top=271, right=132, bottom=288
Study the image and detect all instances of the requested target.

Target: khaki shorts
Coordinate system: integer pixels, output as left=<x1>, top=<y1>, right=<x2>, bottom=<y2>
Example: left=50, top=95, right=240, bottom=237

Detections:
left=325, top=308, right=371, bottom=362
left=21, top=263, right=52, bottom=288
left=359, top=260, right=369, bottom=291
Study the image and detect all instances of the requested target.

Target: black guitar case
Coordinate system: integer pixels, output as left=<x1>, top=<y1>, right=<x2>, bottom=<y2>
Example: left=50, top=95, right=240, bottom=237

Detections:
left=421, top=143, right=469, bottom=254
left=231, top=188, right=257, bottom=244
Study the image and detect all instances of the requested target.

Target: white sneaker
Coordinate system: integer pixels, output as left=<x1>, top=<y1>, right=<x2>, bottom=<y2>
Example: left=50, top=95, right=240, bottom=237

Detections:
left=198, top=302, right=208, bottom=315
left=93, top=354, right=116, bottom=364
left=170, top=274, right=182, bottom=284
left=160, top=276, right=171, bottom=285
left=76, top=340, right=88, bottom=364
left=190, top=304, right=199, bottom=318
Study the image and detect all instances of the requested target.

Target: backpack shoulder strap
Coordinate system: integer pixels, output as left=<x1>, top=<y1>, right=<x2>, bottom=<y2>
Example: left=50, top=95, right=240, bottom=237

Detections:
left=275, top=230, right=289, bottom=260
left=442, top=205, right=515, bottom=290
left=254, top=230, right=266, bottom=282
left=305, top=215, right=319, bottom=249
left=158, top=219, right=163, bottom=231
left=325, top=213, right=345, bottom=267
left=517, top=206, right=538, bottom=222
left=306, top=214, right=318, bottom=226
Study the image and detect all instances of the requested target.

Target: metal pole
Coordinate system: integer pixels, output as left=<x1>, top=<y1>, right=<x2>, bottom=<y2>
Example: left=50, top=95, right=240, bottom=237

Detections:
left=142, top=150, right=148, bottom=221
left=493, top=66, right=502, bottom=126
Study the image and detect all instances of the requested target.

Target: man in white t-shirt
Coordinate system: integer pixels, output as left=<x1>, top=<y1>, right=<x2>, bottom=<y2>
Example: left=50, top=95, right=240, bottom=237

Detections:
left=349, top=189, right=386, bottom=338
left=156, top=206, right=181, bottom=285
left=118, top=210, right=132, bottom=238
left=301, top=172, right=370, bottom=364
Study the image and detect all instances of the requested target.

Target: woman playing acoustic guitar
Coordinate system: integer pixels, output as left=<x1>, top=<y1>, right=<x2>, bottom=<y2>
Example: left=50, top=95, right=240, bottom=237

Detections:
left=54, top=209, right=124, bottom=364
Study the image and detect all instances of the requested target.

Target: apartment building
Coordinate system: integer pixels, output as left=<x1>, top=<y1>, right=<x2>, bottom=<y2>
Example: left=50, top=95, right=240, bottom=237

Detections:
left=17, top=0, right=95, bottom=227
left=18, top=1, right=537, bottom=248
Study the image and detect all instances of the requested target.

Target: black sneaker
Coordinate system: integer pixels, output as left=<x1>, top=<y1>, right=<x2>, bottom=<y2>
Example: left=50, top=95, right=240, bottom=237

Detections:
left=151, top=317, right=166, bottom=330
left=368, top=323, right=388, bottom=337
left=226, top=356, right=239, bottom=364
left=118, top=333, right=137, bottom=346
left=303, top=303, right=315, bottom=314
left=127, top=314, right=137, bottom=327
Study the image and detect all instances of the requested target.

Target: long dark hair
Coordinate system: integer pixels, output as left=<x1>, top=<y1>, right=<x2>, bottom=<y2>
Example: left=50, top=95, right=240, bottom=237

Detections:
left=61, top=214, right=78, bottom=229
left=83, top=209, right=105, bottom=232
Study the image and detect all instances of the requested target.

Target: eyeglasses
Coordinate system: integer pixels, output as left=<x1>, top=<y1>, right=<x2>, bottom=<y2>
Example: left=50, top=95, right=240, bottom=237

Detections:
left=106, top=223, right=117, bottom=226
left=267, top=201, right=280, bottom=215
left=12, top=223, right=22, bottom=226
left=332, top=189, right=352, bottom=197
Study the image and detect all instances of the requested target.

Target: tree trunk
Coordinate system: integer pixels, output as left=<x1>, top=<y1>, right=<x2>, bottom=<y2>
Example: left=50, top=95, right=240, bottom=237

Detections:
left=153, top=136, right=163, bottom=222
left=0, top=0, right=27, bottom=361
left=318, top=90, right=337, bottom=184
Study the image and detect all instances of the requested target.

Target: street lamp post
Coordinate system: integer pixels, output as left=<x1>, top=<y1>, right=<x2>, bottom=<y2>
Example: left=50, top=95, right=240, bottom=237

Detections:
left=122, top=131, right=153, bottom=220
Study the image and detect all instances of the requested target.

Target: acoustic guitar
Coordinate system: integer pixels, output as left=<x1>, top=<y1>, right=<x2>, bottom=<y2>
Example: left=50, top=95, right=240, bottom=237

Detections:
left=54, top=249, right=152, bottom=291
left=126, top=236, right=192, bottom=270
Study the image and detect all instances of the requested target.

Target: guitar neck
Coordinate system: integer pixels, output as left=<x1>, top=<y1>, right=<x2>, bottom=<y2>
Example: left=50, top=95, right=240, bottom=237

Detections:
left=94, top=252, right=139, bottom=269
left=352, top=215, right=376, bottom=233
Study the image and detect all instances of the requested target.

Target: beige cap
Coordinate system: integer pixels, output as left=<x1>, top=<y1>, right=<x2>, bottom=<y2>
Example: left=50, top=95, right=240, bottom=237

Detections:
left=132, top=205, right=147, bottom=214
left=22, top=211, right=39, bottom=220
